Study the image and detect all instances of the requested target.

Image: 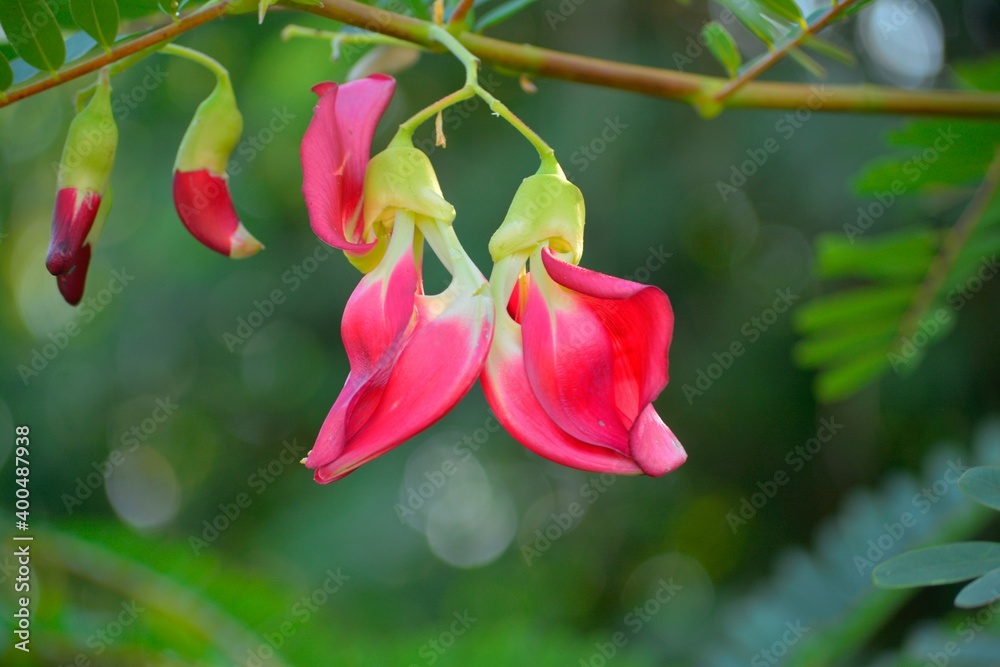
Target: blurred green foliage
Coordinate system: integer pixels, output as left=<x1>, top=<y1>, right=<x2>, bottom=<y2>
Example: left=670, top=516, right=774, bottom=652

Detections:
left=1, top=0, right=1000, bottom=665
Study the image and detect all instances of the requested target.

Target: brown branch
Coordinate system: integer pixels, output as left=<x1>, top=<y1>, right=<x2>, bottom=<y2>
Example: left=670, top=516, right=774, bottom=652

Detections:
left=713, top=0, right=861, bottom=104
left=4, top=0, right=1000, bottom=118
left=0, top=1, right=231, bottom=110
left=894, top=149, right=1000, bottom=347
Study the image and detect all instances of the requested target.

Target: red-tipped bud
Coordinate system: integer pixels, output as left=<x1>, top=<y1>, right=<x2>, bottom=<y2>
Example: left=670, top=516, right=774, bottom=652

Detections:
left=173, top=72, right=262, bottom=258
left=47, top=69, right=117, bottom=277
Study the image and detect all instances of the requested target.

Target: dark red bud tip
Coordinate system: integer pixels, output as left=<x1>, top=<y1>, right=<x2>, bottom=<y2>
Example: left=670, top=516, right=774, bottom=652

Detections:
left=173, top=169, right=262, bottom=258
left=56, top=244, right=92, bottom=306
left=47, top=189, right=101, bottom=275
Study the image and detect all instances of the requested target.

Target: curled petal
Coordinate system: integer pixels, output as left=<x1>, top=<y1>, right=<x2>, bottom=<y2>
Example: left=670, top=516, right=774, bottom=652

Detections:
left=629, top=404, right=686, bottom=476
left=46, top=188, right=101, bottom=275
left=173, top=169, right=263, bottom=259
left=521, top=248, right=673, bottom=452
left=482, top=315, right=643, bottom=475
left=306, top=215, right=494, bottom=483
left=301, top=75, right=395, bottom=253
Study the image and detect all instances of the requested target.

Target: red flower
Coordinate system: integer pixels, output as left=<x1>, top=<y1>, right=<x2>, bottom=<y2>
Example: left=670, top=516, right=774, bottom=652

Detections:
left=304, top=213, right=493, bottom=483
left=301, top=74, right=395, bottom=256
left=482, top=248, right=685, bottom=476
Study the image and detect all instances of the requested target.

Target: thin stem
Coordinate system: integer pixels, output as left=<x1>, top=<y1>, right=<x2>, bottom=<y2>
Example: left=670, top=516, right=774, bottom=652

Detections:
left=160, top=43, right=229, bottom=80
left=449, top=0, right=475, bottom=26
left=0, top=1, right=230, bottom=110
left=280, top=24, right=422, bottom=51
left=713, top=0, right=861, bottom=104
left=427, top=24, right=556, bottom=168
left=894, top=150, right=1000, bottom=348
left=397, top=85, right=476, bottom=138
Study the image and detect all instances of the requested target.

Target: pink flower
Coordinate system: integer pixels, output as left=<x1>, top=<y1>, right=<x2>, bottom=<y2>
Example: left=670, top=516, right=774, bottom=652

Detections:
left=304, top=213, right=493, bottom=483
left=482, top=247, right=686, bottom=476
left=301, top=74, right=395, bottom=256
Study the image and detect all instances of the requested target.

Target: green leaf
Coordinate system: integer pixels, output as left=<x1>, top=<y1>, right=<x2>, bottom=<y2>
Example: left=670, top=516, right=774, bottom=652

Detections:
left=0, top=0, right=67, bottom=73
left=802, top=35, right=856, bottom=65
left=794, top=285, right=914, bottom=334
left=816, top=231, right=938, bottom=282
left=0, top=52, right=12, bottom=91
left=959, top=466, right=1000, bottom=511
left=794, top=317, right=898, bottom=368
left=69, top=0, right=119, bottom=52
left=702, top=21, right=741, bottom=78
left=873, top=542, right=1000, bottom=588
left=752, top=0, right=804, bottom=25
left=955, top=567, right=1000, bottom=608
left=720, top=0, right=779, bottom=46
left=787, top=46, right=825, bottom=78
left=475, top=0, right=538, bottom=32
left=814, top=346, right=892, bottom=403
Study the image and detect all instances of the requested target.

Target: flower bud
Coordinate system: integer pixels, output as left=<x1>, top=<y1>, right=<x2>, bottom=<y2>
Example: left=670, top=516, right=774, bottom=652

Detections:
left=56, top=186, right=113, bottom=306
left=489, top=171, right=585, bottom=265
left=46, top=69, right=117, bottom=276
left=363, top=145, right=455, bottom=234
left=173, top=73, right=262, bottom=258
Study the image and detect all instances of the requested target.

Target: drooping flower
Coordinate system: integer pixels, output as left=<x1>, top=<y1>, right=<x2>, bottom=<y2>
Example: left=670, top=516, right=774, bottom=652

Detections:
left=301, top=73, right=395, bottom=269
left=481, top=171, right=686, bottom=476
left=46, top=68, right=117, bottom=303
left=304, top=141, right=493, bottom=483
left=173, top=70, right=262, bottom=258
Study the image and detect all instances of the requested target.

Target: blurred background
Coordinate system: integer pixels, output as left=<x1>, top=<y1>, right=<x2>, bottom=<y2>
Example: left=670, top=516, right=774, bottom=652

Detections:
left=1, top=0, right=1000, bottom=664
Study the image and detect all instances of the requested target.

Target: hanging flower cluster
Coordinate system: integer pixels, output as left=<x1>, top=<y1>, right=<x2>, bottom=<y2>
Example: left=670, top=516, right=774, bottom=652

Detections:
left=300, top=73, right=686, bottom=483
left=46, top=49, right=261, bottom=306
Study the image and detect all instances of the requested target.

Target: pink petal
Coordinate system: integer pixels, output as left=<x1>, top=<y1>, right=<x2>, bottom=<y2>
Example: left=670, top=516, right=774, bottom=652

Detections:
left=629, top=404, right=686, bottom=476
left=46, top=188, right=101, bottom=275
left=301, top=75, right=395, bottom=253
left=55, top=243, right=92, bottom=306
left=521, top=265, right=632, bottom=454
left=482, top=318, right=643, bottom=475
left=307, top=232, right=419, bottom=469
left=522, top=249, right=674, bottom=454
left=173, top=170, right=262, bottom=258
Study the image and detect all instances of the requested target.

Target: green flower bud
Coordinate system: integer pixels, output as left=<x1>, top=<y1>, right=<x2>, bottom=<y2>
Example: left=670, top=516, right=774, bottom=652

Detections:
left=489, top=172, right=585, bottom=265
left=174, top=74, right=243, bottom=175
left=57, top=69, right=117, bottom=193
left=363, top=145, right=455, bottom=236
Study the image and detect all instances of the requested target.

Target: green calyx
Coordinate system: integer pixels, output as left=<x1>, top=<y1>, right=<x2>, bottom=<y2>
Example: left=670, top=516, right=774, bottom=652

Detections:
left=174, top=74, right=243, bottom=174
left=489, top=171, right=585, bottom=265
left=363, top=144, right=456, bottom=237
left=58, top=69, right=117, bottom=193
